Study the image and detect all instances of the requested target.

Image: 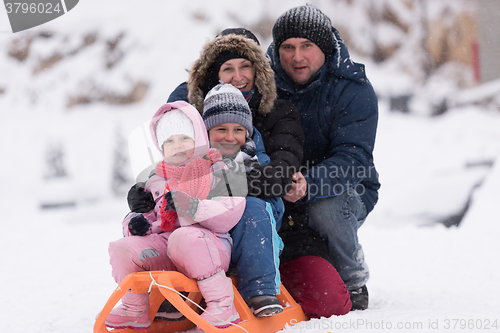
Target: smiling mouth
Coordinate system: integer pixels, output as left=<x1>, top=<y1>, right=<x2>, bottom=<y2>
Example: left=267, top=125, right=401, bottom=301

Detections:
left=220, top=143, right=237, bottom=148
left=217, top=143, right=239, bottom=151
left=234, top=84, right=247, bottom=89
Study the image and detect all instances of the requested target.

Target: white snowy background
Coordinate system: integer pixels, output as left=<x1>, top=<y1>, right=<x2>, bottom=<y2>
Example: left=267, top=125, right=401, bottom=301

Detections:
left=1, top=1, right=499, bottom=332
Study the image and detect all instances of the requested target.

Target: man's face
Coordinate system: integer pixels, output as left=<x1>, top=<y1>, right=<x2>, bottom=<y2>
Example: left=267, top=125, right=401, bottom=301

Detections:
left=278, top=38, right=325, bottom=85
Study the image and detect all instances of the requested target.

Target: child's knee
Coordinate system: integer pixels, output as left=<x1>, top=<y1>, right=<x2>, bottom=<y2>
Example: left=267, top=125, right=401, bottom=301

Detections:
left=168, top=229, right=219, bottom=264
left=108, top=239, right=143, bottom=282
left=169, top=228, right=204, bottom=255
left=109, top=235, right=171, bottom=282
left=168, top=228, right=226, bottom=279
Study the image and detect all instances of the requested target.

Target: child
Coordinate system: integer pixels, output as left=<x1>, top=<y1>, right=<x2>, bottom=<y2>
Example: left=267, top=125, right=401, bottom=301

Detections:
left=202, top=83, right=285, bottom=318
left=105, top=101, right=246, bottom=330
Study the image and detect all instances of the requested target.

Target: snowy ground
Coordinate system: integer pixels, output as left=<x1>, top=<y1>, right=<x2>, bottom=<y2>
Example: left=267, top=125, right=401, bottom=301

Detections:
left=3, top=103, right=500, bottom=333
left=1, top=1, right=500, bottom=333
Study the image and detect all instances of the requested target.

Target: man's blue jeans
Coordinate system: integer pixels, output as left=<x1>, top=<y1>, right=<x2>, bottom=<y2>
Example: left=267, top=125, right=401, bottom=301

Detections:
left=306, top=189, right=368, bottom=290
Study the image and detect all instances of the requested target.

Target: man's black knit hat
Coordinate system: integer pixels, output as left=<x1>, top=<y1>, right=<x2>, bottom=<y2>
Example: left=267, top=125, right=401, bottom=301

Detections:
left=272, top=4, right=334, bottom=56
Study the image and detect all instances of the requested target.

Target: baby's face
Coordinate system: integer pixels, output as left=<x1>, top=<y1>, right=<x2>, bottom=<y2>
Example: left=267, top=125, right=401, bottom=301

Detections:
left=162, top=134, right=195, bottom=165
left=208, top=123, right=246, bottom=157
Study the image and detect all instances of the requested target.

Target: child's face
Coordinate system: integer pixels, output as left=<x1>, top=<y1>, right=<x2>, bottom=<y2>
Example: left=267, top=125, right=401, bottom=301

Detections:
left=162, top=134, right=195, bottom=165
left=208, top=123, right=246, bottom=157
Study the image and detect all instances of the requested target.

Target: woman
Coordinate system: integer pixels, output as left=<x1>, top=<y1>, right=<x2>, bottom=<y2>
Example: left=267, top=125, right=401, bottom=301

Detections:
left=168, top=28, right=303, bottom=317
left=168, top=28, right=303, bottom=199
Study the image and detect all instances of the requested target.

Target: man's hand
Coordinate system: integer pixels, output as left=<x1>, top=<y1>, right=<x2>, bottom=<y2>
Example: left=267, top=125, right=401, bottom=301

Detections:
left=283, top=172, right=307, bottom=202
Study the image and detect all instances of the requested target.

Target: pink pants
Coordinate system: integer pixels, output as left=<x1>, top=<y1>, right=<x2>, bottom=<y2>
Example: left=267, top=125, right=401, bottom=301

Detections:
left=109, top=227, right=231, bottom=283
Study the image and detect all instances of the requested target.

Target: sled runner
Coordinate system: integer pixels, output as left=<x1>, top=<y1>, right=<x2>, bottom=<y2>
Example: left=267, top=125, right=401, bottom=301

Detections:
left=94, top=271, right=308, bottom=333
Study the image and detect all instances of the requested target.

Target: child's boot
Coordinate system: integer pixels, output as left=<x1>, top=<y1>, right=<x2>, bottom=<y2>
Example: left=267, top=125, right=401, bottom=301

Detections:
left=105, top=291, right=151, bottom=330
left=197, top=271, right=240, bottom=328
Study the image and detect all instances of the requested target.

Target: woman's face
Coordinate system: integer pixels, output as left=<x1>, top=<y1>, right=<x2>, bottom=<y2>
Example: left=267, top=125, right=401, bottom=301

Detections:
left=218, top=58, right=255, bottom=92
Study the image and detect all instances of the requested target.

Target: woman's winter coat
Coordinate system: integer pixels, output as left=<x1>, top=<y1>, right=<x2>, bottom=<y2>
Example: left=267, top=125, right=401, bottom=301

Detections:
left=168, top=33, right=305, bottom=198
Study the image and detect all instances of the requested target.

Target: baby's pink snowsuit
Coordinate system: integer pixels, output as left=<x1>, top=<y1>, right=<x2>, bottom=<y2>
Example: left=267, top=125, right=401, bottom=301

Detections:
left=106, top=101, right=245, bottom=330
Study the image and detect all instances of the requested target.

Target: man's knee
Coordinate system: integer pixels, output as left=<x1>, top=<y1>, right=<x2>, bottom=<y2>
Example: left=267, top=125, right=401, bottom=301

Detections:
left=280, top=256, right=351, bottom=317
left=308, top=191, right=366, bottom=231
left=309, top=192, right=347, bottom=214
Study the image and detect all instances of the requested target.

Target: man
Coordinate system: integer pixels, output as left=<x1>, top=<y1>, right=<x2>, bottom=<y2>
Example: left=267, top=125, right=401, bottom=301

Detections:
left=267, top=4, right=380, bottom=311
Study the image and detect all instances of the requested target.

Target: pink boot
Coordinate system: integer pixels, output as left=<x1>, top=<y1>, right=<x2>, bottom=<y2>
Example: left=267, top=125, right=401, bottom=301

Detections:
left=105, top=292, right=151, bottom=330
left=197, top=271, right=240, bottom=329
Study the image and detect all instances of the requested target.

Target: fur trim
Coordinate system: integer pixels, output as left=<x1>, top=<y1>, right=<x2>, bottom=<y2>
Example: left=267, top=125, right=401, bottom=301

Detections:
left=187, top=34, right=277, bottom=116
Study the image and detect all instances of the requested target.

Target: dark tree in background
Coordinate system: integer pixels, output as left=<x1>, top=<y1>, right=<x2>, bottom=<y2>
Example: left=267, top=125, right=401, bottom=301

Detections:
left=111, top=125, right=132, bottom=196
left=44, top=142, right=67, bottom=179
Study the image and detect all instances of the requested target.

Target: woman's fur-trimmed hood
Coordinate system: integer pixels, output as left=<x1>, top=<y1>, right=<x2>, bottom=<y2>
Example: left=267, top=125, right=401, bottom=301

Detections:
left=187, top=33, right=277, bottom=116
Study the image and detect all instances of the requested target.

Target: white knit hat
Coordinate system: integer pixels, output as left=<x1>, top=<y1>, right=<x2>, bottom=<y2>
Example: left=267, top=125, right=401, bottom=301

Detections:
left=155, top=109, right=195, bottom=149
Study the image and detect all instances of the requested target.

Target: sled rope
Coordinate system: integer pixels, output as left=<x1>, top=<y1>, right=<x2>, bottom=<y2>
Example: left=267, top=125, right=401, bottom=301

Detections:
left=148, top=272, right=249, bottom=333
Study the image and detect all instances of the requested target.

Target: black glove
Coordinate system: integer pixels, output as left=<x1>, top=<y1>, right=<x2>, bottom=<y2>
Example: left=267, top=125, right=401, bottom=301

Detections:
left=128, top=214, right=151, bottom=236
left=127, top=182, right=155, bottom=213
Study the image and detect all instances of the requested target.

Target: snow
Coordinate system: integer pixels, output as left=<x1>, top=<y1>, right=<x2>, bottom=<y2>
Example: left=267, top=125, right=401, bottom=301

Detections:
left=1, top=1, right=499, bottom=333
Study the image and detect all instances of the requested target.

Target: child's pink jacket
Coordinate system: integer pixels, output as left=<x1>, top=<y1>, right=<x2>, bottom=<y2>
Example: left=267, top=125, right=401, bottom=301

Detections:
left=121, top=101, right=245, bottom=240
